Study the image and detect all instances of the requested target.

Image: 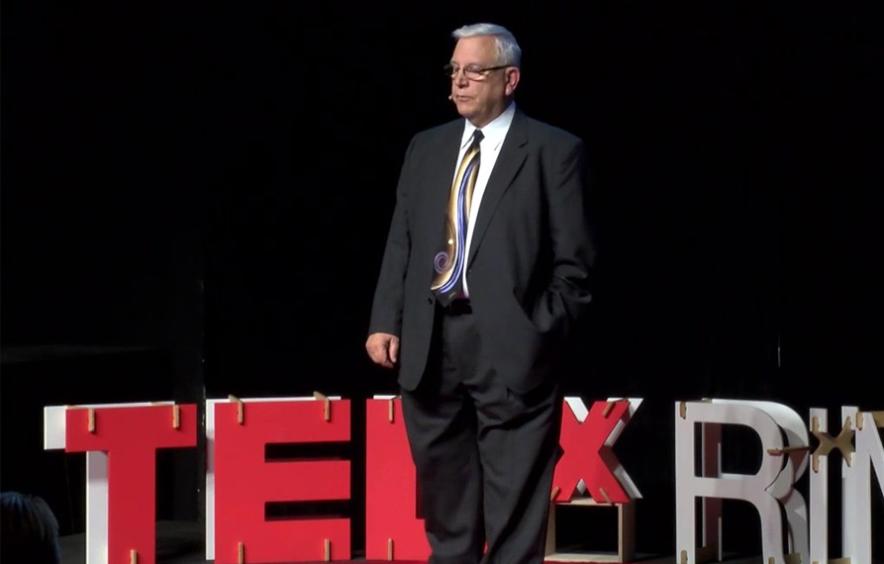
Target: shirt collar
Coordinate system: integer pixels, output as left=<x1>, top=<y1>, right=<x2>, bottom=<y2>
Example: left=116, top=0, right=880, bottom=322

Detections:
left=460, top=101, right=516, bottom=150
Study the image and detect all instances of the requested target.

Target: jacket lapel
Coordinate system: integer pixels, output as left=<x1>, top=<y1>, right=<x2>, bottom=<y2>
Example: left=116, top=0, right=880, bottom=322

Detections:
left=421, top=121, right=464, bottom=263
left=467, top=111, right=529, bottom=266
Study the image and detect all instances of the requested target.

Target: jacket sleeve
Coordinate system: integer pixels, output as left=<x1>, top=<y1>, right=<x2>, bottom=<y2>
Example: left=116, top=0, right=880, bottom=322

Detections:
left=368, top=137, right=417, bottom=336
left=532, top=137, right=595, bottom=338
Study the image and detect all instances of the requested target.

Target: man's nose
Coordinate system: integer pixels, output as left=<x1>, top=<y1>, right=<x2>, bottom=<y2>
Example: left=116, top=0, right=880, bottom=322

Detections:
left=453, top=70, right=469, bottom=87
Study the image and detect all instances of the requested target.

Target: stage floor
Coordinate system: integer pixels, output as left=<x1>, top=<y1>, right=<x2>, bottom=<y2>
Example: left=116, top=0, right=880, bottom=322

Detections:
left=57, top=522, right=762, bottom=564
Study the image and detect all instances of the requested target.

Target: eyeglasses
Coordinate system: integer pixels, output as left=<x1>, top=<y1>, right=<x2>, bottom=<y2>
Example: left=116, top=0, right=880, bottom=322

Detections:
left=443, top=63, right=509, bottom=81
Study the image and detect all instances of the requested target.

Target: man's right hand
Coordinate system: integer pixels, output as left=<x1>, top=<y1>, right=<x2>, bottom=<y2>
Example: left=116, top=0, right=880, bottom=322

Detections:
left=365, top=332, right=400, bottom=369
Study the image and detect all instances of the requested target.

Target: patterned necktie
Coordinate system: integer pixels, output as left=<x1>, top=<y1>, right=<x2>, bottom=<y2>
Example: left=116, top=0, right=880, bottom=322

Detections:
left=431, top=129, right=483, bottom=305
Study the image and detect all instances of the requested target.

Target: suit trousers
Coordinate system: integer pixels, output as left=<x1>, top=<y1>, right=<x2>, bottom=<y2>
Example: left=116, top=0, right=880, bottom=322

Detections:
left=401, top=303, right=563, bottom=564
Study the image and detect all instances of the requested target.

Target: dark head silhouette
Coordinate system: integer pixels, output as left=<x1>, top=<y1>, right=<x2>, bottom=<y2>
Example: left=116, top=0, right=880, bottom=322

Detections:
left=0, top=492, right=61, bottom=564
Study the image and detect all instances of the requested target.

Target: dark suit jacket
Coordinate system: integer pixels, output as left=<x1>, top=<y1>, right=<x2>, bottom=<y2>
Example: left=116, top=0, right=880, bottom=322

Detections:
left=370, top=109, right=594, bottom=393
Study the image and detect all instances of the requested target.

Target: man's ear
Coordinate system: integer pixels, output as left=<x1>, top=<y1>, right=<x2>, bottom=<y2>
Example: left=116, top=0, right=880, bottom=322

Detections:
left=505, top=67, right=521, bottom=96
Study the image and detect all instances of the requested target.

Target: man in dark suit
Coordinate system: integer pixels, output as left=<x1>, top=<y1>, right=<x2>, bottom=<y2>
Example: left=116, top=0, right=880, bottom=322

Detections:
left=366, top=22, right=594, bottom=564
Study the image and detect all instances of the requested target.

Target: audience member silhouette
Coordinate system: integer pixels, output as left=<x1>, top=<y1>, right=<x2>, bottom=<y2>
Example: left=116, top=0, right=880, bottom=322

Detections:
left=0, top=491, right=61, bottom=564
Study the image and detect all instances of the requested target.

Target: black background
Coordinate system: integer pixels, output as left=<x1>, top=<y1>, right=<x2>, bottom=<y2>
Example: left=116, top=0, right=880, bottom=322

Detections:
left=2, top=1, right=882, bottom=558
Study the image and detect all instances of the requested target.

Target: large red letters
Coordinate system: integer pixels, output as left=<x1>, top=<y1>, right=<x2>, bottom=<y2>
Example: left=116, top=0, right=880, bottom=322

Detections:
left=46, top=396, right=640, bottom=562
left=213, top=399, right=351, bottom=563
left=365, top=398, right=430, bottom=560
left=64, top=404, right=197, bottom=564
left=552, top=399, right=638, bottom=503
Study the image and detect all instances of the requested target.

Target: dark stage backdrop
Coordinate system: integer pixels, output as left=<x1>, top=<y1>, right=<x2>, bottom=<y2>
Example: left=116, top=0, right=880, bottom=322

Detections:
left=2, top=1, right=882, bottom=558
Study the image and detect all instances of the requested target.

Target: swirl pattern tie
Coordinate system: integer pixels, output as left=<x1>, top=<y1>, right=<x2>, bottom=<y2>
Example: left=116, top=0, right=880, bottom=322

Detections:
left=431, top=129, right=483, bottom=305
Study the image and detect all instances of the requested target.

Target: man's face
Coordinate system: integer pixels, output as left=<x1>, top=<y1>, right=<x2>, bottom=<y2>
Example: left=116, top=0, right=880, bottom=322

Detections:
left=449, top=36, right=519, bottom=128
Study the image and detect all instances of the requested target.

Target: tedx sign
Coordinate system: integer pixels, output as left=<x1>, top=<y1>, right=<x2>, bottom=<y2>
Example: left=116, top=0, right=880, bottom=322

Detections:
left=43, top=396, right=882, bottom=564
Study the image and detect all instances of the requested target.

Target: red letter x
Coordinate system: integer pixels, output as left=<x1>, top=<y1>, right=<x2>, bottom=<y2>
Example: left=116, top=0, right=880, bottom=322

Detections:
left=552, top=399, right=639, bottom=503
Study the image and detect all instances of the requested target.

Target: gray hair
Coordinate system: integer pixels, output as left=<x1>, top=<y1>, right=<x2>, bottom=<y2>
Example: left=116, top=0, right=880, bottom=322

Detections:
left=452, top=23, right=522, bottom=67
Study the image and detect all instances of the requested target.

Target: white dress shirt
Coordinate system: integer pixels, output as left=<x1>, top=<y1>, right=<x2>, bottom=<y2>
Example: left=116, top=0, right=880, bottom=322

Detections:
left=454, top=102, right=516, bottom=296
